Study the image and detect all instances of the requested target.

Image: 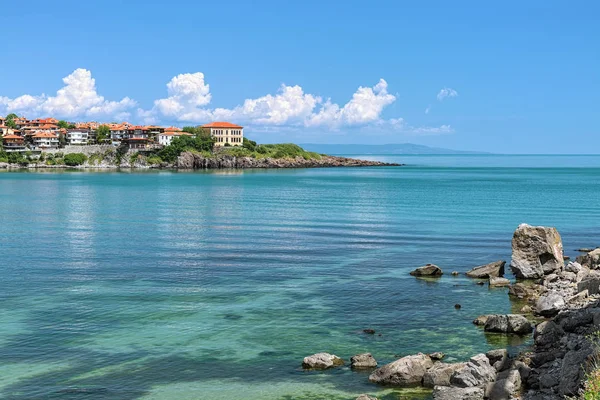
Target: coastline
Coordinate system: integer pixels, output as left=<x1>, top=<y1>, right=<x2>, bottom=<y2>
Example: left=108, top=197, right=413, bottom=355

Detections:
left=0, top=151, right=401, bottom=170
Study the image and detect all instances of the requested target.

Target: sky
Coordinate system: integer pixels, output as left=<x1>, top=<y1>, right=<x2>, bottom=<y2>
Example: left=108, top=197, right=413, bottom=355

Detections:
left=1, top=0, right=598, bottom=153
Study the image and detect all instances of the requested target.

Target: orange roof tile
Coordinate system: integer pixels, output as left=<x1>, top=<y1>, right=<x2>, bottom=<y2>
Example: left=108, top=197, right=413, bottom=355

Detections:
left=202, top=121, right=243, bottom=129
left=2, top=134, right=23, bottom=140
left=33, top=132, right=58, bottom=138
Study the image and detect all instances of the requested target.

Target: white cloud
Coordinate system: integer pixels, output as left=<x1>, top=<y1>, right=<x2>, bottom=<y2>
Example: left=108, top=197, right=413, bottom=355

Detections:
left=0, top=68, right=136, bottom=120
left=425, top=105, right=431, bottom=114
left=146, top=75, right=396, bottom=129
left=437, top=87, right=458, bottom=101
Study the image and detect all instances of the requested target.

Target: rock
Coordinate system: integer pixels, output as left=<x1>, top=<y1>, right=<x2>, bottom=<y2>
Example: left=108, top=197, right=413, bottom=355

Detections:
left=466, top=260, right=506, bottom=279
left=476, top=281, right=485, bottom=286
left=559, top=270, right=577, bottom=282
left=363, top=328, right=376, bottom=334
left=486, top=369, right=522, bottom=400
left=351, top=353, right=377, bottom=369
left=455, top=304, right=462, bottom=309
left=543, top=273, right=559, bottom=285
left=510, top=224, right=564, bottom=279
left=577, top=272, right=600, bottom=295
left=355, top=395, right=378, bottom=400
left=556, top=309, right=594, bottom=332
left=452, top=271, right=459, bottom=276
left=576, top=248, right=600, bottom=269
left=508, top=282, right=540, bottom=299
left=302, top=352, right=344, bottom=369
left=473, top=315, right=489, bottom=326
left=564, top=255, right=570, bottom=260
left=368, top=353, right=433, bottom=386
left=521, top=305, right=534, bottom=313
left=486, top=349, right=509, bottom=371
left=535, top=292, right=565, bottom=317
left=567, top=290, right=588, bottom=304
left=489, top=277, right=511, bottom=287
left=450, top=354, right=497, bottom=387
left=423, top=362, right=467, bottom=388
left=432, top=386, right=484, bottom=400
left=565, top=261, right=583, bottom=274
left=484, top=314, right=533, bottom=335
left=578, top=248, right=597, bottom=253
left=559, top=347, right=593, bottom=396
left=534, top=321, right=564, bottom=347
left=410, top=264, right=443, bottom=277
left=429, top=352, right=446, bottom=361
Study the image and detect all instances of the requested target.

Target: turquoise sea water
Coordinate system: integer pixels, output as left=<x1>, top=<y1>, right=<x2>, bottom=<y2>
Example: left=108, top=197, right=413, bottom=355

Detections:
left=1, top=155, right=600, bottom=400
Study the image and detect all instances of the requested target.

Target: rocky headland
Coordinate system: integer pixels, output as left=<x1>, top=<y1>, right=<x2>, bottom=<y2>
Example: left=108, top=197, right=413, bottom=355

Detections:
left=302, top=223, right=600, bottom=400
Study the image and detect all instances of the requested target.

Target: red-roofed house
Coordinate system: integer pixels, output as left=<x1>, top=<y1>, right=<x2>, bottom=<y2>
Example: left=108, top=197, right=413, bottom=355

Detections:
left=157, top=128, right=192, bottom=146
left=2, top=134, right=26, bottom=152
left=201, top=122, right=244, bottom=147
left=125, top=126, right=151, bottom=150
left=32, top=132, right=59, bottom=149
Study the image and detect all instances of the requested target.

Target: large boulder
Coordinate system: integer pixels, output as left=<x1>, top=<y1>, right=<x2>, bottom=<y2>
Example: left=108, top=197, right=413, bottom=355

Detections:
left=534, top=320, right=564, bottom=347
left=368, top=353, right=433, bottom=386
left=577, top=272, right=600, bottom=295
left=508, top=282, right=541, bottom=300
left=432, top=386, right=484, bottom=400
left=485, top=369, right=522, bottom=400
left=466, top=260, right=506, bottom=278
left=486, top=349, right=509, bottom=371
left=535, top=292, right=566, bottom=317
left=302, top=352, right=344, bottom=369
left=410, top=264, right=443, bottom=277
left=351, top=353, right=377, bottom=369
left=510, top=224, right=564, bottom=279
left=484, top=314, right=533, bottom=335
left=559, top=347, right=594, bottom=396
left=576, top=248, right=600, bottom=269
left=450, top=354, right=497, bottom=387
left=423, top=362, right=466, bottom=388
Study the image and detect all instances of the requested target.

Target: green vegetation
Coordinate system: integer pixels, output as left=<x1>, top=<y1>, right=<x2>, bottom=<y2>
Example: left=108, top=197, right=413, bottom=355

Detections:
left=583, top=332, right=600, bottom=400
left=158, top=133, right=215, bottom=163
left=58, top=120, right=69, bottom=129
left=182, top=126, right=210, bottom=136
left=95, top=125, right=110, bottom=144
left=5, top=113, right=18, bottom=129
left=58, top=132, right=67, bottom=147
left=147, top=155, right=163, bottom=165
left=63, top=153, right=88, bottom=166
left=220, top=143, right=322, bottom=160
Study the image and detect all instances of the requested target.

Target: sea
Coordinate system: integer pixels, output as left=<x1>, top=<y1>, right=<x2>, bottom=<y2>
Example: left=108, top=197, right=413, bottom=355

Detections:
left=1, top=154, right=600, bottom=400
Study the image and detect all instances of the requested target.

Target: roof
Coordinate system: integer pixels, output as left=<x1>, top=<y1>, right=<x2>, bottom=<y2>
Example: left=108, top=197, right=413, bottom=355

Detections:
left=164, top=126, right=182, bottom=132
left=202, top=121, right=243, bottom=129
left=3, top=134, right=23, bottom=140
left=33, top=132, right=58, bottom=138
left=161, top=131, right=192, bottom=136
left=127, top=137, right=149, bottom=141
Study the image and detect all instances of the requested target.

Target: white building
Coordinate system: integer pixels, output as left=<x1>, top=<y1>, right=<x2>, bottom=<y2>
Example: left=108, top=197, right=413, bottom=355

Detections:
left=158, top=128, right=192, bottom=146
left=66, top=130, right=89, bottom=145
left=202, top=122, right=243, bottom=147
left=32, top=132, right=59, bottom=149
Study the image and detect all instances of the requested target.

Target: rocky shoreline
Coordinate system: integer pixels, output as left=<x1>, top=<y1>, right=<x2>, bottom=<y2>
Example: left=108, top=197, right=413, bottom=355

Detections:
left=301, top=224, right=600, bottom=400
left=0, top=151, right=400, bottom=170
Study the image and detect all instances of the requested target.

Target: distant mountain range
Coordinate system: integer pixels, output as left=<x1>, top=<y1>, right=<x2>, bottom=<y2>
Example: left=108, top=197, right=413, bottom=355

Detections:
left=299, top=143, right=490, bottom=155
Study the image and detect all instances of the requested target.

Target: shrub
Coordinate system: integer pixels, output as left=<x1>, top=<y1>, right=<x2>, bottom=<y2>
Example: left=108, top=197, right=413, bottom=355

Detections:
left=63, top=153, right=88, bottom=166
left=147, top=155, right=163, bottom=165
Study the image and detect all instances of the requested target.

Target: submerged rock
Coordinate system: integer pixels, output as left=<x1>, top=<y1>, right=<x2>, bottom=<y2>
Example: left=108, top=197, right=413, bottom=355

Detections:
left=484, top=314, right=533, bottom=335
left=368, top=353, right=433, bottom=386
left=466, top=260, right=506, bottom=278
left=489, top=277, right=511, bottom=287
left=410, top=264, right=443, bottom=277
left=355, top=395, right=378, bottom=400
left=363, top=328, right=376, bottom=334
left=432, top=386, right=484, bottom=400
left=351, top=353, right=377, bottom=369
left=510, top=224, right=564, bottom=279
left=302, top=352, right=344, bottom=369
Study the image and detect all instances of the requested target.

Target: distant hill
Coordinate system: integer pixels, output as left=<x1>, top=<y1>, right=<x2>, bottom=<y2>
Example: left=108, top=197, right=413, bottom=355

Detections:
left=300, top=143, right=489, bottom=155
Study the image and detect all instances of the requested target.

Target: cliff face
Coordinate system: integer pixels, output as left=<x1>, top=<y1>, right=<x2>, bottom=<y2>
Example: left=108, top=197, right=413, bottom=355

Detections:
left=176, top=152, right=399, bottom=169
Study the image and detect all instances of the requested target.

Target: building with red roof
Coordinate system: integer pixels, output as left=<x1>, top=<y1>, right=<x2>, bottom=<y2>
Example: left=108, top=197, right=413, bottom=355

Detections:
left=201, top=122, right=244, bottom=147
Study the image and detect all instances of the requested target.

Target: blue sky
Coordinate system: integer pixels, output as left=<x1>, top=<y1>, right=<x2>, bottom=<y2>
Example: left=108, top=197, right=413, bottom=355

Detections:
left=1, top=0, right=598, bottom=153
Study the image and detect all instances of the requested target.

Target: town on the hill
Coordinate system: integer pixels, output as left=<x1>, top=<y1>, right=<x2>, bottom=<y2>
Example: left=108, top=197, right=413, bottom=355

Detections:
left=0, top=114, right=244, bottom=152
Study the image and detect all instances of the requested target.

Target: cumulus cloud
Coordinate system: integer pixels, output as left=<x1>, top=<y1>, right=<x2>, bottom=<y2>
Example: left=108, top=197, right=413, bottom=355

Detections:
left=144, top=75, right=396, bottom=129
left=437, top=87, right=458, bottom=101
left=0, top=68, right=136, bottom=120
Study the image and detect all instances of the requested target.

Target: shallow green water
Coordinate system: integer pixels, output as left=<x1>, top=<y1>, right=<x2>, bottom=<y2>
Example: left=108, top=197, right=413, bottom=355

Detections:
left=1, top=155, right=599, bottom=399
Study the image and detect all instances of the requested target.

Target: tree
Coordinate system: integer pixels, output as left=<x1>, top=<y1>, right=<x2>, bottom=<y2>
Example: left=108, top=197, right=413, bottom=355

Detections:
left=58, top=132, right=67, bottom=147
left=5, top=113, right=18, bottom=129
left=158, top=134, right=215, bottom=163
left=67, top=124, right=76, bottom=129
left=57, top=120, right=69, bottom=129
left=95, top=125, right=110, bottom=144
left=243, top=137, right=257, bottom=151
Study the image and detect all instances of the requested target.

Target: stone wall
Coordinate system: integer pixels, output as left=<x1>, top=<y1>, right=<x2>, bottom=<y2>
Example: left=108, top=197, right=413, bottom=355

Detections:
left=44, top=145, right=115, bottom=156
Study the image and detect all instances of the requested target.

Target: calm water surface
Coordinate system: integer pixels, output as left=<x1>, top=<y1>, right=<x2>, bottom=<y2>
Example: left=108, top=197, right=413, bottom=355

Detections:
left=1, top=155, right=600, bottom=400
